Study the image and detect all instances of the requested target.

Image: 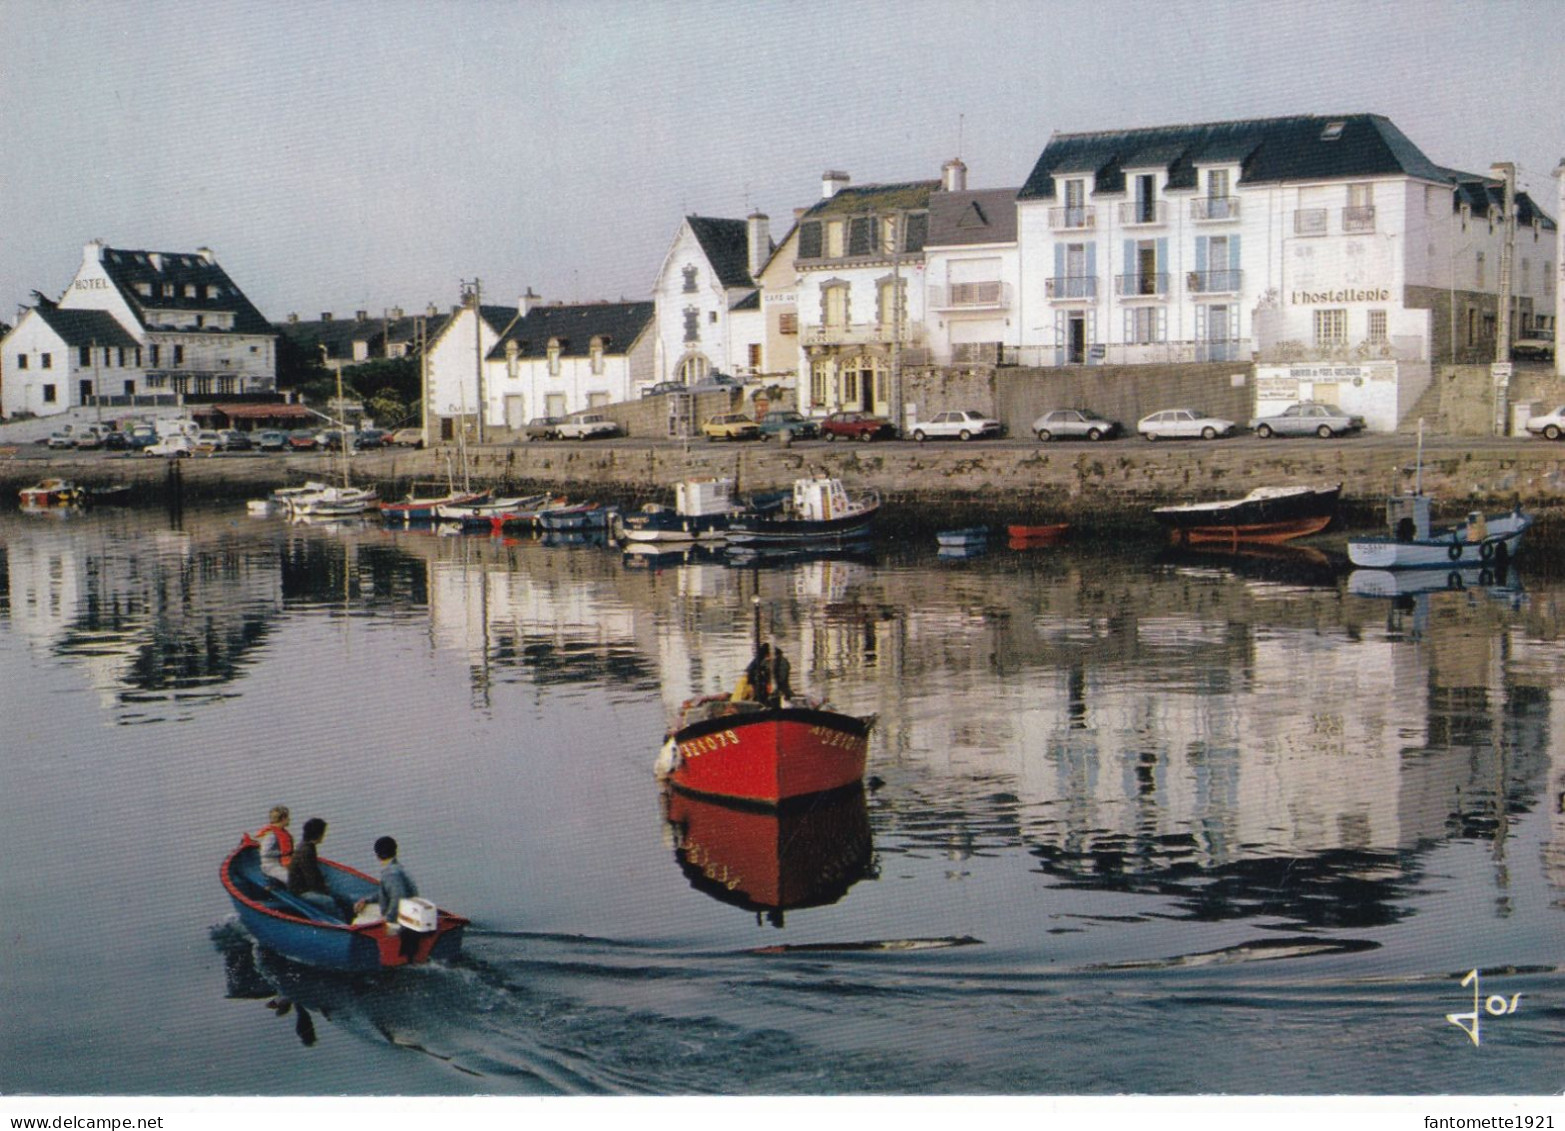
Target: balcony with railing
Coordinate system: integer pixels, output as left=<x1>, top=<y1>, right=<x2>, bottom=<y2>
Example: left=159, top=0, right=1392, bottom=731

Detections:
left=1294, top=208, right=1328, bottom=236
left=1342, top=205, right=1376, bottom=233
left=1118, top=200, right=1167, bottom=226
left=1191, top=196, right=1241, bottom=222
left=1048, top=206, right=1096, bottom=231
left=929, top=281, right=1012, bottom=311
left=1186, top=269, right=1243, bottom=295
left=1045, top=275, right=1099, bottom=300
left=801, top=321, right=900, bottom=346
left=1114, top=272, right=1171, bottom=299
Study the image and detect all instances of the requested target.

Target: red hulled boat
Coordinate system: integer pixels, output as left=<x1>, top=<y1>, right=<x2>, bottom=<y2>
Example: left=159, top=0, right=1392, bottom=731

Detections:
left=1153, top=483, right=1341, bottom=546
left=657, top=695, right=875, bottom=806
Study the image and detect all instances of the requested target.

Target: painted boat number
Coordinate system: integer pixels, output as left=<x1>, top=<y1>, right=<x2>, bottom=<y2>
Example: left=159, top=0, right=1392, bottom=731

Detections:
left=678, top=729, right=741, bottom=759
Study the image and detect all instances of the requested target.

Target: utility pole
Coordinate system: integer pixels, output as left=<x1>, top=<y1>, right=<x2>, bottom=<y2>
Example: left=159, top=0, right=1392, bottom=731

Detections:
left=889, top=215, right=903, bottom=435
left=1491, top=163, right=1516, bottom=435
left=461, top=278, right=486, bottom=444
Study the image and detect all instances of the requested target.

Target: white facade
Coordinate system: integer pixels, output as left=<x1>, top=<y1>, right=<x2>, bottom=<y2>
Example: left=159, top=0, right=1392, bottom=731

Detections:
left=923, top=179, right=1022, bottom=366
left=3, top=241, right=275, bottom=419
left=423, top=301, right=517, bottom=436
left=650, top=216, right=768, bottom=386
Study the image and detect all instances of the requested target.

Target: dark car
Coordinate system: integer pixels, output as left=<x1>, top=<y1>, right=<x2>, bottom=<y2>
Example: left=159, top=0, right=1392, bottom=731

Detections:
left=642, top=381, right=685, bottom=398
left=255, top=430, right=289, bottom=452
left=521, top=416, right=562, bottom=441
left=757, top=410, right=819, bottom=440
left=103, top=431, right=132, bottom=451
left=353, top=428, right=387, bottom=450
left=219, top=429, right=253, bottom=452
left=286, top=429, right=321, bottom=452
left=821, top=411, right=896, bottom=442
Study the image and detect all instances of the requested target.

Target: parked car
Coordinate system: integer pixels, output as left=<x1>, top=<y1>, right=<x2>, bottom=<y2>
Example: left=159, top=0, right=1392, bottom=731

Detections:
left=690, top=372, right=741, bottom=392
left=145, top=436, right=195, bottom=458
left=72, top=429, right=105, bottom=450
left=219, top=429, right=253, bottom=452
left=1031, top=408, right=1121, bottom=442
left=642, top=381, right=686, bottom=398
left=193, top=430, right=225, bottom=454
left=1136, top=408, right=1236, bottom=441
left=554, top=413, right=622, bottom=440
left=1249, top=401, right=1364, bottom=439
left=103, top=431, right=132, bottom=451
left=353, top=428, right=387, bottom=450
left=1524, top=405, right=1565, bottom=441
left=45, top=431, right=77, bottom=449
left=286, top=429, right=322, bottom=451
left=911, top=410, right=1003, bottom=442
left=521, top=416, right=562, bottom=441
left=701, top=412, right=762, bottom=442
left=255, top=430, right=289, bottom=452
left=1512, top=329, right=1554, bottom=362
left=387, top=428, right=425, bottom=447
left=317, top=430, right=347, bottom=451
left=757, top=409, right=819, bottom=440
left=821, top=411, right=896, bottom=442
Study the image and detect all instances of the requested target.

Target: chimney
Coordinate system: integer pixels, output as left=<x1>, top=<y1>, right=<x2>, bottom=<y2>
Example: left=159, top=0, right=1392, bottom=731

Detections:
left=942, top=158, right=968, bottom=192
left=288, top=312, right=298, bottom=323
left=83, top=239, right=106, bottom=264
left=746, top=212, right=771, bottom=278
left=197, top=247, right=215, bottom=264
left=518, top=287, right=541, bottom=316
left=822, top=170, right=850, bottom=199
left=355, top=310, right=368, bottom=322
left=321, top=312, right=333, bottom=322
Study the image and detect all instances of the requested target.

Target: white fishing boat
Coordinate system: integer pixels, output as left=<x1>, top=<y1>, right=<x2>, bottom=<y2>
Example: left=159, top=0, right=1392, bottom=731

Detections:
left=619, top=478, right=747, bottom=543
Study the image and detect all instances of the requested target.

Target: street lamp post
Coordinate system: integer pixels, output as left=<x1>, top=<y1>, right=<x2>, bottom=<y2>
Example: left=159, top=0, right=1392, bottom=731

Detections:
left=1490, top=163, right=1517, bottom=435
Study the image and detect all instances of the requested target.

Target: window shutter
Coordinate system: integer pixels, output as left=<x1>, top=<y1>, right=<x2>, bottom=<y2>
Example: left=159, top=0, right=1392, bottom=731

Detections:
left=1229, top=234, right=1242, bottom=272
left=1195, top=236, right=1208, bottom=275
left=798, top=221, right=822, bottom=260
left=1054, top=243, right=1065, bottom=283
left=1157, top=238, right=1168, bottom=271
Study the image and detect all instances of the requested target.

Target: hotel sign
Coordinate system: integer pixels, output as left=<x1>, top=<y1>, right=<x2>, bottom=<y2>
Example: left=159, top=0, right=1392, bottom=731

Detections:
left=1291, top=288, right=1390, bottom=304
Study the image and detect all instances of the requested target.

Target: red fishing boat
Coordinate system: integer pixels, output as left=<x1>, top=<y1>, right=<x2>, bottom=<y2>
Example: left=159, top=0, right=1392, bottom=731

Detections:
left=657, top=695, right=874, bottom=806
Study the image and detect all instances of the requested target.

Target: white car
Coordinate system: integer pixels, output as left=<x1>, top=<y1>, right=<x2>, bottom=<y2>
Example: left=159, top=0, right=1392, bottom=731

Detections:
left=1524, top=405, right=1565, bottom=441
left=1031, top=408, right=1122, bottom=442
left=553, top=413, right=622, bottom=441
left=910, top=410, right=1003, bottom=442
left=1137, top=408, right=1236, bottom=441
left=145, top=435, right=196, bottom=458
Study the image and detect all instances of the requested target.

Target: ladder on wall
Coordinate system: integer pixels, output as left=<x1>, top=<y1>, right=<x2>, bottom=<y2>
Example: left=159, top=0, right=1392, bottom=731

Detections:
left=667, top=392, right=696, bottom=439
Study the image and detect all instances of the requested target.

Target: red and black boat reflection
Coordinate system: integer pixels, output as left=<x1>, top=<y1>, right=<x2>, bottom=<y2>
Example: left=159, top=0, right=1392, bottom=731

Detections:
left=662, top=785, right=875, bottom=927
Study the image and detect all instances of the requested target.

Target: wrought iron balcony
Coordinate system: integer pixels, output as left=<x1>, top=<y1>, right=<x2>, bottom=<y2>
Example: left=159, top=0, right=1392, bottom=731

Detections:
left=1342, top=205, right=1376, bottom=233
left=1114, top=273, right=1170, bottom=298
left=1190, top=196, right=1240, bottom=222
left=1185, top=269, right=1243, bottom=294
left=1045, top=275, right=1098, bottom=300
left=1118, top=200, right=1167, bottom=226
left=1048, top=206, right=1096, bottom=231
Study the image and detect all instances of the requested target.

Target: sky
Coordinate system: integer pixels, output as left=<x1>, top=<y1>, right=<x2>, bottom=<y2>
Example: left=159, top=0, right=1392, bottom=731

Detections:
left=2, top=0, right=1561, bottom=325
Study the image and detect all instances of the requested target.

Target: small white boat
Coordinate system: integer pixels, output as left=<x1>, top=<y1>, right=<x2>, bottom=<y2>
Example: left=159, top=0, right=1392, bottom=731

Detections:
left=285, top=484, right=379, bottom=517
left=726, top=476, right=879, bottom=546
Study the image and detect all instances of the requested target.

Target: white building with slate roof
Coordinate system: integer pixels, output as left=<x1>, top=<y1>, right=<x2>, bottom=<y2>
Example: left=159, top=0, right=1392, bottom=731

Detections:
left=486, top=298, right=655, bottom=430
left=650, top=215, right=769, bottom=386
left=1014, top=114, right=1555, bottom=431
left=2, top=240, right=275, bottom=419
left=921, top=162, right=1022, bottom=367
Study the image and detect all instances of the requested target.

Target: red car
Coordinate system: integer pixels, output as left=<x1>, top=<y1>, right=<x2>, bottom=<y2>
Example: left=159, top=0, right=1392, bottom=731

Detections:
left=821, top=411, right=896, bottom=442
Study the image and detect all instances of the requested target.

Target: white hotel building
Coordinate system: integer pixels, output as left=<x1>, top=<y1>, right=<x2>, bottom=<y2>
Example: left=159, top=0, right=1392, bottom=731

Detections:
left=1012, top=115, right=1555, bottom=430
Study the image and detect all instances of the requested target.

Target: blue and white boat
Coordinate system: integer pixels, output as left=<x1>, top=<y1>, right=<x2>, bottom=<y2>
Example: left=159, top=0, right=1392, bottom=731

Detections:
left=220, top=837, right=466, bottom=972
left=619, top=478, right=746, bottom=543
left=726, top=476, right=879, bottom=547
left=1346, top=493, right=1531, bottom=570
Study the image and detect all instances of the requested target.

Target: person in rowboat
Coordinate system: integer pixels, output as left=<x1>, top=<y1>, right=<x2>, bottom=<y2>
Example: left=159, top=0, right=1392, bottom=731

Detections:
left=287, top=817, right=353, bottom=920
left=254, top=805, right=293, bottom=887
left=354, top=836, right=419, bottom=930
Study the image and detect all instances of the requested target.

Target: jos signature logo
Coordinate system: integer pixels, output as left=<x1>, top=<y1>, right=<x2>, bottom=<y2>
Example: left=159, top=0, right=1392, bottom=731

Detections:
left=1445, top=968, right=1522, bottom=1047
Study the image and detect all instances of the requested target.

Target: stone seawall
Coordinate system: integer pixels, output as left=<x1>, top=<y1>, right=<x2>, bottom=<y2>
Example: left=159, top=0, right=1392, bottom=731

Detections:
left=5, top=437, right=1565, bottom=532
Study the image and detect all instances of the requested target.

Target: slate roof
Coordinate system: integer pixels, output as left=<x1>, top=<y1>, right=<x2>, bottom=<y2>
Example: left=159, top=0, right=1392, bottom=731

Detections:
left=94, top=246, right=274, bottom=334
left=489, top=301, right=654, bottom=361
left=1019, top=114, right=1450, bottom=199
left=273, top=310, right=456, bottom=359
left=686, top=216, right=758, bottom=289
left=1440, top=168, right=1557, bottom=230
left=926, top=188, right=1020, bottom=247
left=32, top=305, right=141, bottom=349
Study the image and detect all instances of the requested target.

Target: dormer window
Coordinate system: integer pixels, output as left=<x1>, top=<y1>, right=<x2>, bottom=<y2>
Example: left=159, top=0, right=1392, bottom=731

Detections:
left=1321, top=121, right=1345, bottom=141
left=589, top=336, right=605, bottom=374
left=136, top=282, right=152, bottom=297
left=547, top=338, right=562, bottom=376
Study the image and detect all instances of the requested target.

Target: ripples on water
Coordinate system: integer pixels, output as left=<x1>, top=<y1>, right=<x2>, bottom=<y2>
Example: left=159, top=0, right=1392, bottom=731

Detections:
left=2, top=505, right=1563, bottom=1096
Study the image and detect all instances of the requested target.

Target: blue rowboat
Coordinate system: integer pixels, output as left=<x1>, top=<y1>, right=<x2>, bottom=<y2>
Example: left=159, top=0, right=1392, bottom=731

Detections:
left=220, top=837, right=467, bottom=972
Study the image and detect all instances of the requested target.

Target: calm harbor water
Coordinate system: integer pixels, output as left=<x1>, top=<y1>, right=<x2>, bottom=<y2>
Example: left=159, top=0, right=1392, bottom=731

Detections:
left=0, top=502, right=1561, bottom=1096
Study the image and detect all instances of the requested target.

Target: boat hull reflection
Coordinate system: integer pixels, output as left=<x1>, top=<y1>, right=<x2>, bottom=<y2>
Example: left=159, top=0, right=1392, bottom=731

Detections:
left=662, top=785, right=874, bottom=926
